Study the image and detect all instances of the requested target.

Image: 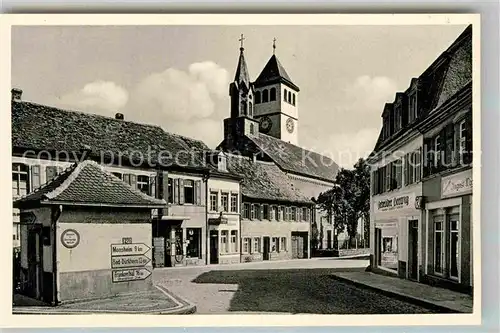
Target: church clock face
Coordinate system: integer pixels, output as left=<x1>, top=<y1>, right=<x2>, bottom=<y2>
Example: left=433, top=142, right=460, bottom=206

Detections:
left=286, top=118, right=294, bottom=133
left=260, top=116, right=272, bottom=134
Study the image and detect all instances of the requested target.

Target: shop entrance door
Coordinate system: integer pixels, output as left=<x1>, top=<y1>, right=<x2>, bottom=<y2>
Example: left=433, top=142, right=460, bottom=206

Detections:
left=209, top=230, right=219, bottom=264
left=27, top=225, right=43, bottom=300
left=408, top=220, right=419, bottom=280
left=263, top=237, right=270, bottom=261
left=375, top=228, right=382, bottom=266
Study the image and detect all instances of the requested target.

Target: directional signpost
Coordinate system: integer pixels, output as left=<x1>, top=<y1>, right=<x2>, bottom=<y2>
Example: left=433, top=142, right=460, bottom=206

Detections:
left=110, top=240, right=152, bottom=283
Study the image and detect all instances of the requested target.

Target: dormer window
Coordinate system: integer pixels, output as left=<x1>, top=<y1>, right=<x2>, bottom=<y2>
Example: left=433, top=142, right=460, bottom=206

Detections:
left=218, top=153, right=227, bottom=172
left=408, top=93, right=417, bottom=123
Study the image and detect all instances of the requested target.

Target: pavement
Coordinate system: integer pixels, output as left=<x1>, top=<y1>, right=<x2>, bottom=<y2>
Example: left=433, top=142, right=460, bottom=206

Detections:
left=152, top=258, right=440, bottom=314
left=331, top=271, right=473, bottom=313
left=12, top=285, right=196, bottom=315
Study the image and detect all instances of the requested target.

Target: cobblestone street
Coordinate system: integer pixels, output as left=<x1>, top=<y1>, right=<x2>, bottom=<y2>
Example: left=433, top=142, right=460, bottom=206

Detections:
left=153, top=259, right=437, bottom=314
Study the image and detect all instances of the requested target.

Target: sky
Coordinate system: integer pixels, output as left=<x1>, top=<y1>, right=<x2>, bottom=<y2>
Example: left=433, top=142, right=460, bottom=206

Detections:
left=11, top=24, right=467, bottom=168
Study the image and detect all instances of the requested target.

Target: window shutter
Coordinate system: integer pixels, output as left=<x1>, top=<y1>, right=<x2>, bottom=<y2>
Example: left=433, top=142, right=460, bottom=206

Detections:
left=31, top=165, right=41, bottom=190
left=416, top=148, right=422, bottom=183
left=195, top=180, right=202, bottom=205
left=404, top=155, right=409, bottom=186
left=123, top=174, right=130, bottom=185
left=130, top=174, right=137, bottom=189
left=465, top=114, right=473, bottom=165
left=179, top=179, right=185, bottom=205
left=259, top=205, right=264, bottom=220
left=150, top=175, right=156, bottom=198
left=173, top=178, right=179, bottom=204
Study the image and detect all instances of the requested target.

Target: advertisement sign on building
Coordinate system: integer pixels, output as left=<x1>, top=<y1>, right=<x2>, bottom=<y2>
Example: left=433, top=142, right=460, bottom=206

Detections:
left=441, top=169, right=472, bottom=198
left=374, top=193, right=416, bottom=214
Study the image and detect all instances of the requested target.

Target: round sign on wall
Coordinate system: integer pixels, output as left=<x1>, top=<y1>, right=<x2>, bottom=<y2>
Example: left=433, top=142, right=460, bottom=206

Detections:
left=61, top=229, right=80, bottom=249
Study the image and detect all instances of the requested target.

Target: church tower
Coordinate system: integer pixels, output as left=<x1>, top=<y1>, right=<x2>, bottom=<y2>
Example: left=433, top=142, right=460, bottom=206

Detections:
left=253, top=39, right=300, bottom=145
left=223, top=35, right=260, bottom=150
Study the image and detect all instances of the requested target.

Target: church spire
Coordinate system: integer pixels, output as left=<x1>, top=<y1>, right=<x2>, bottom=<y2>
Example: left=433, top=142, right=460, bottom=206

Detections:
left=233, top=34, right=250, bottom=89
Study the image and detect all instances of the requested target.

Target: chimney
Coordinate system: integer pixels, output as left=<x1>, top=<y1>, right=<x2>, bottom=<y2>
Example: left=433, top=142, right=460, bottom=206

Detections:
left=115, top=113, right=124, bottom=120
left=11, top=88, right=23, bottom=101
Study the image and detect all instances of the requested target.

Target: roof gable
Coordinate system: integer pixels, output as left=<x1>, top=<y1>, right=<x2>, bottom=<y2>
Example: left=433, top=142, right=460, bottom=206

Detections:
left=14, top=160, right=166, bottom=207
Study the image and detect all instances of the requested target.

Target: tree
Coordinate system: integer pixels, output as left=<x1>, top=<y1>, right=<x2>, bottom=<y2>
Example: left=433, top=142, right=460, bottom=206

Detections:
left=316, top=158, right=371, bottom=248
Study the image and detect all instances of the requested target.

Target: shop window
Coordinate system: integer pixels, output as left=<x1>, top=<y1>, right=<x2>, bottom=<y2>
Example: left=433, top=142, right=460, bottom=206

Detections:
left=221, top=193, right=229, bottom=212
left=434, top=216, right=445, bottom=274
left=280, top=237, right=287, bottom=251
left=184, top=179, right=194, bottom=204
left=12, top=163, right=29, bottom=197
left=210, top=191, right=218, bottom=212
left=230, top=193, right=238, bottom=213
left=175, top=228, right=183, bottom=255
left=271, top=237, right=280, bottom=252
left=230, top=230, right=238, bottom=253
left=253, top=237, right=261, bottom=253
left=243, top=237, right=251, bottom=253
left=243, top=203, right=251, bottom=219
left=186, top=228, right=201, bottom=259
left=137, top=175, right=150, bottom=195
left=379, top=225, right=398, bottom=271
left=449, top=214, right=460, bottom=279
left=220, top=230, right=228, bottom=253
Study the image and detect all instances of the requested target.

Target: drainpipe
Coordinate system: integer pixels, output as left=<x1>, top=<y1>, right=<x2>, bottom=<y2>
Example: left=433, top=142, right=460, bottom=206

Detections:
left=204, top=172, right=209, bottom=265
left=52, top=205, right=62, bottom=306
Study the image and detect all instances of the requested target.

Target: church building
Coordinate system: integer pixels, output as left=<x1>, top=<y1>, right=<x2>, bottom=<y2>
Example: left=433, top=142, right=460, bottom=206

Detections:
left=218, top=36, right=340, bottom=254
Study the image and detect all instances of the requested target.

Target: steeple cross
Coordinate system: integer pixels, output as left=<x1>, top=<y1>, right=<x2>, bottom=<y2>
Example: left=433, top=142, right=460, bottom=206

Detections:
left=239, top=34, right=245, bottom=49
left=273, top=38, right=277, bottom=54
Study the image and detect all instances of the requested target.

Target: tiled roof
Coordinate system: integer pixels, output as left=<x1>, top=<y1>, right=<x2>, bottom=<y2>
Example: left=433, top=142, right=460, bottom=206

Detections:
left=371, top=25, right=472, bottom=154
left=246, top=133, right=338, bottom=182
left=226, top=155, right=312, bottom=204
left=14, top=160, right=166, bottom=207
left=254, top=55, right=299, bottom=91
left=11, top=101, right=208, bottom=170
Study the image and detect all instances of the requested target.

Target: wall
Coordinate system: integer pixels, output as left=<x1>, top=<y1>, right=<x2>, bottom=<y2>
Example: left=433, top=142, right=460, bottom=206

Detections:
left=207, top=177, right=240, bottom=265
left=56, top=208, right=153, bottom=303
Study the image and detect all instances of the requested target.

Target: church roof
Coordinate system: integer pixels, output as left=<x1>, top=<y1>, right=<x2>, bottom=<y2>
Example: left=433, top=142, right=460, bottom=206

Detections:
left=11, top=100, right=208, bottom=170
left=234, top=48, right=251, bottom=90
left=246, top=133, right=338, bottom=182
left=226, top=155, right=313, bottom=204
left=254, top=55, right=300, bottom=91
left=14, top=160, right=166, bottom=208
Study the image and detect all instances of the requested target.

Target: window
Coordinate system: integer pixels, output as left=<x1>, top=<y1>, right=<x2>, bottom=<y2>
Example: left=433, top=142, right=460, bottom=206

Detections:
left=167, top=178, right=173, bottom=203
left=184, top=179, right=194, bottom=204
left=449, top=214, right=460, bottom=279
left=255, top=91, right=261, bottom=104
left=251, top=204, right=257, bottom=220
left=175, top=228, right=183, bottom=255
left=288, top=91, right=292, bottom=103
left=394, top=107, right=402, bottom=132
left=291, top=207, right=297, bottom=222
left=284, top=88, right=288, bottom=102
left=434, top=216, right=444, bottom=274
left=262, top=89, right=269, bottom=103
left=112, top=172, right=122, bottom=180
left=230, top=230, right=238, bottom=252
left=230, top=193, right=238, bottom=213
left=409, top=94, right=417, bottom=123
left=221, top=230, right=228, bottom=253
left=249, top=102, right=253, bottom=116
left=263, top=204, right=270, bottom=220
left=12, top=163, right=29, bottom=197
left=292, top=94, right=296, bottom=106
left=280, top=237, right=287, bottom=251
left=250, top=123, right=254, bottom=134
left=459, top=120, right=467, bottom=160
left=253, top=237, right=261, bottom=253
left=243, top=203, right=251, bottom=219
left=218, top=155, right=227, bottom=172
left=434, top=135, right=441, bottom=169
left=210, top=191, right=218, bottom=212
left=221, top=193, right=229, bottom=212
left=279, top=206, right=285, bottom=221
left=45, top=165, right=58, bottom=182
left=137, top=175, right=150, bottom=195
left=270, top=87, right=276, bottom=101
left=243, top=237, right=251, bottom=253
left=395, top=160, right=402, bottom=188
left=301, top=207, right=307, bottom=221
left=186, top=228, right=202, bottom=258
left=241, top=101, right=247, bottom=115
left=385, top=163, right=392, bottom=192
left=272, top=206, right=279, bottom=220
left=272, top=237, right=280, bottom=252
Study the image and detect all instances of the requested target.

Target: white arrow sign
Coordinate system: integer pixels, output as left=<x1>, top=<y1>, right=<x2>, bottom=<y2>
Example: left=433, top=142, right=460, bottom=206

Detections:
left=111, top=255, right=151, bottom=269
left=111, top=243, right=151, bottom=256
left=112, top=268, right=152, bottom=283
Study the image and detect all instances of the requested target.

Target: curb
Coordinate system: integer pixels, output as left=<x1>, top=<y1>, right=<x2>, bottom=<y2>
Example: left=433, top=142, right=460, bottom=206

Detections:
left=330, top=274, right=461, bottom=313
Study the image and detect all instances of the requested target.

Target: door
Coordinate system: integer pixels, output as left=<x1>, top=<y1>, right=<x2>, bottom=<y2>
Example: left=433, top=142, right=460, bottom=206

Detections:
left=327, top=230, right=332, bottom=249
left=27, top=225, right=42, bottom=300
left=408, top=220, right=419, bottom=280
left=263, top=237, right=270, bottom=261
left=210, top=230, right=219, bottom=264
left=375, top=228, right=382, bottom=266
